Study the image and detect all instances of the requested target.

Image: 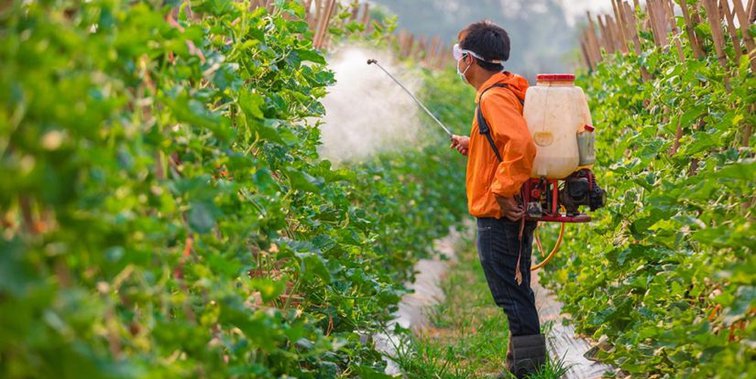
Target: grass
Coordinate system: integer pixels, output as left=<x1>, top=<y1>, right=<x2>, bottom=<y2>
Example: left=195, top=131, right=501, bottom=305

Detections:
left=392, top=235, right=569, bottom=379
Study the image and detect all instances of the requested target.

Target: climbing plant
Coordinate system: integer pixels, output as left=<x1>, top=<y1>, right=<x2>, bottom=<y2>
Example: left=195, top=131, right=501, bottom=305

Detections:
left=543, top=4, right=754, bottom=377
left=0, top=1, right=467, bottom=378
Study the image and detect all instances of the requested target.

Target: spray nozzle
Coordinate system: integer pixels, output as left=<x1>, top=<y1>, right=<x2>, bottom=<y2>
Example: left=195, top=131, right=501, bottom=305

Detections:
left=367, top=59, right=377, bottom=65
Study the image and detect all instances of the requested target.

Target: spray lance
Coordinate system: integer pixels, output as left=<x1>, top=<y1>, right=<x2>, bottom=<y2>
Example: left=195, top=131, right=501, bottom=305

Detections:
left=367, top=59, right=453, bottom=139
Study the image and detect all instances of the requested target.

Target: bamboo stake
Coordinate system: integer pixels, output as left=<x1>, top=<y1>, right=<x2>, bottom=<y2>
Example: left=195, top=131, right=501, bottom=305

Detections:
left=586, top=12, right=603, bottom=63
left=612, top=0, right=631, bottom=53
left=678, top=0, right=706, bottom=59
left=418, top=37, right=428, bottom=62
left=692, top=1, right=705, bottom=30
left=664, top=0, right=686, bottom=61
left=646, top=0, right=660, bottom=46
left=361, top=2, right=371, bottom=30
left=607, top=14, right=623, bottom=53
left=405, top=33, right=415, bottom=57
left=313, top=0, right=335, bottom=49
left=581, top=38, right=594, bottom=70
left=313, top=0, right=324, bottom=32
left=323, top=0, right=338, bottom=49
left=733, top=0, right=756, bottom=72
left=624, top=1, right=643, bottom=55
left=721, top=0, right=743, bottom=62
left=702, top=0, right=729, bottom=68
left=312, top=0, right=324, bottom=47
left=582, top=31, right=595, bottom=68
left=598, top=15, right=614, bottom=53
left=624, top=2, right=651, bottom=81
left=652, top=0, right=669, bottom=47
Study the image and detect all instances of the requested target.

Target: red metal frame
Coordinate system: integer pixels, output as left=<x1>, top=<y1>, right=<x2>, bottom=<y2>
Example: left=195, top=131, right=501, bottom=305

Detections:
left=521, top=178, right=591, bottom=223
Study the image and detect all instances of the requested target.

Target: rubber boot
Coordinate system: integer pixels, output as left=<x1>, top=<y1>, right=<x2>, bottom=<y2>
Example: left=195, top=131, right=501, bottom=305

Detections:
left=507, top=334, right=546, bottom=378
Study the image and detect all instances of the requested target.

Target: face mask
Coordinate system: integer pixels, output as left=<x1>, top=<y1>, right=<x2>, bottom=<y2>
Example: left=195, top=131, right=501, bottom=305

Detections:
left=456, top=57, right=471, bottom=83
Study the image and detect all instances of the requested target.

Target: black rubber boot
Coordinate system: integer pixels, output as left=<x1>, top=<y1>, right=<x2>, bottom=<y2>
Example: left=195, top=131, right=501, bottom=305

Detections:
left=507, top=334, right=546, bottom=378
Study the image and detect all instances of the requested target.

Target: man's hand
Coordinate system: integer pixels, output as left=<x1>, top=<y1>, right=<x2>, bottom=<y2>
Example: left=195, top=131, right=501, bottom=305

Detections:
left=450, top=135, right=470, bottom=156
left=496, top=195, right=524, bottom=221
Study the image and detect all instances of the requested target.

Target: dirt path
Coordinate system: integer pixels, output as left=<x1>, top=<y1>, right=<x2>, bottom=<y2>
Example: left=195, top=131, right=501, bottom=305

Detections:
left=373, top=227, right=465, bottom=376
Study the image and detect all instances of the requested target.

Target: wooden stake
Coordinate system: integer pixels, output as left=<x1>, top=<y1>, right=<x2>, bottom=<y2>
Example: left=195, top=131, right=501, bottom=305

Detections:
left=733, top=0, right=756, bottom=72
left=678, top=0, right=705, bottom=59
left=624, top=1, right=644, bottom=55
left=608, top=14, right=624, bottom=53
left=664, top=0, right=686, bottom=61
left=361, top=2, right=371, bottom=30
left=598, top=15, right=614, bottom=53
left=313, top=0, right=324, bottom=32
left=313, top=0, right=336, bottom=49
left=721, top=0, right=743, bottom=62
left=581, top=38, right=594, bottom=70
left=702, top=0, right=729, bottom=68
left=624, top=2, right=651, bottom=81
left=612, top=0, right=631, bottom=53
left=650, top=0, right=669, bottom=47
left=646, top=0, right=659, bottom=46
left=586, top=12, right=603, bottom=63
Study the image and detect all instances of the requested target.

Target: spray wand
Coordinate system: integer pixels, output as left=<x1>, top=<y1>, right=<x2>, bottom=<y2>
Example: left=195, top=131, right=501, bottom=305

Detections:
left=367, top=59, right=453, bottom=138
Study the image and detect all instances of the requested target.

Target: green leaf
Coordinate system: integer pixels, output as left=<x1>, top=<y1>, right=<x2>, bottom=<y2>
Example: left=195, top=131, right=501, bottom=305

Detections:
left=295, top=48, right=326, bottom=65
left=239, top=89, right=265, bottom=119
left=250, top=278, right=287, bottom=303
left=188, top=202, right=217, bottom=233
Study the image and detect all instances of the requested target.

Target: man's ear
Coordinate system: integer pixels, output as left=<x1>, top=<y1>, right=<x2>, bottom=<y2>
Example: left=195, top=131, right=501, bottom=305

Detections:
left=465, top=54, right=475, bottom=67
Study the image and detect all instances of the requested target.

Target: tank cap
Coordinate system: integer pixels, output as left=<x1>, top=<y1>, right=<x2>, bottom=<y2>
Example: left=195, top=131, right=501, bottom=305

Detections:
left=536, top=74, right=576, bottom=82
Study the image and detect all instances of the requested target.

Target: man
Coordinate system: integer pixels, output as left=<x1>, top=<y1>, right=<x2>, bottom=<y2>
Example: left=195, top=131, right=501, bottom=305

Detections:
left=449, top=20, right=545, bottom=378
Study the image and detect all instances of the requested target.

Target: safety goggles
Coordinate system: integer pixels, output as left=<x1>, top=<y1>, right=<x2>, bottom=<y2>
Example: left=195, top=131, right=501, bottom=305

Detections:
left=452, top=43, right=504, bottom=65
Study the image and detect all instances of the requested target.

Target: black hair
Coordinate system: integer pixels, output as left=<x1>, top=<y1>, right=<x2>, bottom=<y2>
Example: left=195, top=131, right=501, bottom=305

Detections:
left=459, top=20, right=510, bottom=72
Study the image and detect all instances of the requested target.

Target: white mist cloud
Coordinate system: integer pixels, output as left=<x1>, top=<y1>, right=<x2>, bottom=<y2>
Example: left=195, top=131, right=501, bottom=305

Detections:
left=317, top=46, right=422, bottom=163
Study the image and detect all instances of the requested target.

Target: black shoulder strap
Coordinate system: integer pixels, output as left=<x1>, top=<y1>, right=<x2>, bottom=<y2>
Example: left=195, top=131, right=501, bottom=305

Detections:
left=476, top=83, right=525, bottom=163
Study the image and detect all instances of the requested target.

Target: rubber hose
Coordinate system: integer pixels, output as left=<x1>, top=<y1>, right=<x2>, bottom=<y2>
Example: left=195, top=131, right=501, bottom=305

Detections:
left=531, top=222, right=565, bottom=271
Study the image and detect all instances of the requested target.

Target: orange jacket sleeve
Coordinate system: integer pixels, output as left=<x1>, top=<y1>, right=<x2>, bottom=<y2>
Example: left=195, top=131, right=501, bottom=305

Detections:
left=480, top=90, right=537, bottom=198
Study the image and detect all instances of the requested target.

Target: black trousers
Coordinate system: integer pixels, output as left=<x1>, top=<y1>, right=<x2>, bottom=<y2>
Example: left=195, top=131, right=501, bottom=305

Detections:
left=476, top=217, right=540, bottom=336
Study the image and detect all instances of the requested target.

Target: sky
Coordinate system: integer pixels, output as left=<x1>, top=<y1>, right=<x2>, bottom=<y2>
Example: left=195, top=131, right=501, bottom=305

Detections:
left=560, top=0, right=615, bottom=26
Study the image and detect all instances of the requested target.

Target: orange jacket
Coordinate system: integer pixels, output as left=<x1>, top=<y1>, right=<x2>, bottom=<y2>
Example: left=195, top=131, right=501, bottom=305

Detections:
left=466, top=72, right=536, bottom=219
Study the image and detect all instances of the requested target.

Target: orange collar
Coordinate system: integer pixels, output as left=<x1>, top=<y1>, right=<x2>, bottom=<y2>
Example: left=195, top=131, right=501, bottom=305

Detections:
left=475, top=71, right=512, bottom=103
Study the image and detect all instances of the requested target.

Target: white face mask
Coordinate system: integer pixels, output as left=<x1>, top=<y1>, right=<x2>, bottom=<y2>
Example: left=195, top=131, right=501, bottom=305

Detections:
left=457, top=57, right=471, bottom=83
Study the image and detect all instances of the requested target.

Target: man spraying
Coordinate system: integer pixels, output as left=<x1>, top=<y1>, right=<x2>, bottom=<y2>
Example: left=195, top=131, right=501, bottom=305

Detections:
left=449, top=20, right=546, bottom=378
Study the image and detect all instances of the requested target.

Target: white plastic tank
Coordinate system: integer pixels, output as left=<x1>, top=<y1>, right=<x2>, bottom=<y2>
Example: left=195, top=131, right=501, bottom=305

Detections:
left=523, top=74, right=594, bottom=179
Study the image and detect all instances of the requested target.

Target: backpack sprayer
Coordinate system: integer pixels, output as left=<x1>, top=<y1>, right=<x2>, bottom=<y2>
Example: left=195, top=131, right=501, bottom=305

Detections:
left=368, top=60, right=606, bottom=270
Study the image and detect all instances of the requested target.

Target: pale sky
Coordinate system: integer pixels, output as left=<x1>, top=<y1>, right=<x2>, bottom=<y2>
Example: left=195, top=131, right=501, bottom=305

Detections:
left=560, top=0, right=615, bottom=26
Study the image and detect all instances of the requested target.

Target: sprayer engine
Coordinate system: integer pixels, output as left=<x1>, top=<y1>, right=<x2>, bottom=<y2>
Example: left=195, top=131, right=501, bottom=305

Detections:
left=522, top=169, right=605, bottom=223
left=560, top=169, right=606, bottom=215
